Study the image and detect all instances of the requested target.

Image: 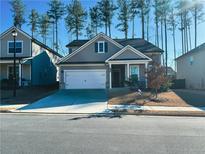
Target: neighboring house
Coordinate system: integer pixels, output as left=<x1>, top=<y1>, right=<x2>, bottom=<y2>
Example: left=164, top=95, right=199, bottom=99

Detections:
left=0, top=26, right=62, bottom=86
left=176, top=43, right=205, bottom=90
left=163, top=66, right=176, bottom=79
left=58, top=33, right=163, bottom=89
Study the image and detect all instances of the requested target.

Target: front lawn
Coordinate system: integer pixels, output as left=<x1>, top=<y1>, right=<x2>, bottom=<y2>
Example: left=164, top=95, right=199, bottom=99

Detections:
left=108, top=89, right=191, bottom=107
left=0, top=86, right=57, bottom=105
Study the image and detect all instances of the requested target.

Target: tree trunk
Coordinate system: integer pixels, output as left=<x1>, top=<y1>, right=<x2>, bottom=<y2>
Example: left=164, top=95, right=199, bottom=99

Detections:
left=173, top=25, right=176, bottom=71
left=188, top=24, right=192, bottom=50
left=56, top=19, right=58, bottom=52
left=96, top=24, right=98, bottom=35
left=161, top=19, right=164, bottom=50
left=146, top=14, right=149, bottom=41
left=141, top=7, right=145, bottom=39
left=132, top=18, right=135, bottom=38
left=156, top=19, right=159, bottom=47
left=108, top=20, right=111, bottom=37
left=181, top=14, right=184, bottom=54
left=194, top=7, right=197, bottom=48
left=164, top=17, right=168, bottom=76
left=105, top=21, right=108, bottom=35
left=53, top=22, right=55, bottom=50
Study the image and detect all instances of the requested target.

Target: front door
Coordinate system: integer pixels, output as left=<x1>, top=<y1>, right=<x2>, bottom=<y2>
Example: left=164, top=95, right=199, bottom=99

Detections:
left=112, top=69, right=121, bottom=87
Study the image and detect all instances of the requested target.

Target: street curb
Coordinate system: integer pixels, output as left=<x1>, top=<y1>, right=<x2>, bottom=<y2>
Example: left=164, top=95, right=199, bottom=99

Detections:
left=1, top=110, right=205, bottom=117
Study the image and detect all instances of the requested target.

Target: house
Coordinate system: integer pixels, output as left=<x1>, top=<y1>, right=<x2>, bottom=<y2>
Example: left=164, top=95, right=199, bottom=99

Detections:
left=163, top=66, right=176, bottom=79
left=176, top=43, right=205, bottom=90
left=0, top=26, right=62, bottom=87
left=58, top=33, right=163, bottom=89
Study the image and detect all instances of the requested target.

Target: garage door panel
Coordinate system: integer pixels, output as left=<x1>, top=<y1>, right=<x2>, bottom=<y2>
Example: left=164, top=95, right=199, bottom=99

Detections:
left=64, top=70, right=106, bottom=89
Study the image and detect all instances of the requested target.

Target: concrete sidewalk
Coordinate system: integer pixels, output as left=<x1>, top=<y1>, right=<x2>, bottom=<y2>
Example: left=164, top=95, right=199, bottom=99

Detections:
left=1, top=103, right=205, bottom=114
left=108, top=104, right=205, bottom=112
left=0, top=104, right=27, bottom=112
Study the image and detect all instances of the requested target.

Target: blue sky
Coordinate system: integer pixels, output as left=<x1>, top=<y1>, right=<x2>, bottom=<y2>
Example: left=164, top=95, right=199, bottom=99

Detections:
left=0, top=0, right=205, bottom=68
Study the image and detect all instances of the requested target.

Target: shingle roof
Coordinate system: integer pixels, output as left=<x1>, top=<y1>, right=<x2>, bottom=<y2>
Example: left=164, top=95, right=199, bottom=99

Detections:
left=66, top=38, right=164, bottom=53
left=175, top=43, right=205, bottom=60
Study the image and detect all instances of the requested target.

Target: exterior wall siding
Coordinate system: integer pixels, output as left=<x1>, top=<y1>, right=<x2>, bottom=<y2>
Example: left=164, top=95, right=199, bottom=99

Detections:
left=0, top=31, right=31, bottom=58
left=113, top=49, right=142, bottom=60
left=145, top=53, right=161, bottom=64
left=31, top=51, right=57, bottom=86
left=68, top=37, right=121, bottom=62
left=22, top=64, right=31, bottom=81
left=176, top=49, right=205, bottom=89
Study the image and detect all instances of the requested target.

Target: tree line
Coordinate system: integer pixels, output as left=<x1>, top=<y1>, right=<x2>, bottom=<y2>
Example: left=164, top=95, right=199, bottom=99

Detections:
left=10, top=0, right=204, bottom=70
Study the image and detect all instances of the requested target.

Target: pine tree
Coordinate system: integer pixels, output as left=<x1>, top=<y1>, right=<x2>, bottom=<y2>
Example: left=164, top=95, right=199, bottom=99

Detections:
left=89, top=6, right=102, bottom=35
left=10, top=0, right=25, bottom=28
left=39, top=14, right=50, bottom=45
left=28, top=9, right=39, bottom=38
left=191, top=0, right=204, bottom=48
left=116, top=0, right=130, bottom=39
left=168, top=7, right=177, bottom=70
left=65, top=0, right=87, bottom=40
left=98, top=0, right=116, bottom=37
left=145, top=0, right=151, bottom=41
left=47, top=0, right=65, bottom=52
left=138, top=0, right=146, bottom=39
left=129, top=0, right=138, bottom=38
left=153, top=0, right=160, bottom=47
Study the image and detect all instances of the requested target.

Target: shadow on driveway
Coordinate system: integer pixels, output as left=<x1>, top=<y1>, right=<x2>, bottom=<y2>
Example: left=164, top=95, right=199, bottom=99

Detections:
left=19, top=89, right=108, bottom=110
left=173, top=89, right=205, bottom=108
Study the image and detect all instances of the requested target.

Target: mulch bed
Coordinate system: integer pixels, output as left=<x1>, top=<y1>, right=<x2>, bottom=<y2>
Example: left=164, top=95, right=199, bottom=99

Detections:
left=109, top=90, right=191, bottom=107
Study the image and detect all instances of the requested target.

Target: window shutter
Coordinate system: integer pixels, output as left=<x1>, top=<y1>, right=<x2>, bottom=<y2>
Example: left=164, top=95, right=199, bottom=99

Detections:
left=95, top=42, right=98, bottom=52
left=105, top=42, right=108, bottom=52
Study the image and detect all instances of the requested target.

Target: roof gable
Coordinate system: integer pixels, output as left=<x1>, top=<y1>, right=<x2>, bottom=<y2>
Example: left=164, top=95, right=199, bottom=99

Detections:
left=0, top=26, right=31, bottom=39
left=106, top=45, right=152, bottom=62
left=59, top=33, right=124, bottom=64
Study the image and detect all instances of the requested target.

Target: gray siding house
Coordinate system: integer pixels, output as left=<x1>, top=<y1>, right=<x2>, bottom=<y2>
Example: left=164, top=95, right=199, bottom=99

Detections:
left=0, top=26, right=62, bottom=86
left=58, top=33, right=163, bottom=89
left=176, top=43, right=205, bottom=90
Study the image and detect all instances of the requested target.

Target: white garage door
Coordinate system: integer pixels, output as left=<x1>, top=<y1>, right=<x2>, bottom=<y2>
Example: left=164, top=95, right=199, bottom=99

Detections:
left=64, top=69, right=106, bottom=89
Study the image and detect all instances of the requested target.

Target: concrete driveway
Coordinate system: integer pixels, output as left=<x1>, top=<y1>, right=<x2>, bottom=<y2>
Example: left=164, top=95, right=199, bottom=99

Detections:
left=17, top=90, right=108, bottom=113
left=173, top=89, right=205, bottom=107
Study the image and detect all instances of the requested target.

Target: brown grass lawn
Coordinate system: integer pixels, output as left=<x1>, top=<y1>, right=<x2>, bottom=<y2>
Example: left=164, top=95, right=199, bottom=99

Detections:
left=108, top=89, right=191, bottom=107
left=0, top=86, right=57, bottom=105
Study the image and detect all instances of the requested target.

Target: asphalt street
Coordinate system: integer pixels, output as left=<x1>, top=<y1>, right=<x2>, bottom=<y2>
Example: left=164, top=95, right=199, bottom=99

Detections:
left=0, top=113, right=205, bottom=154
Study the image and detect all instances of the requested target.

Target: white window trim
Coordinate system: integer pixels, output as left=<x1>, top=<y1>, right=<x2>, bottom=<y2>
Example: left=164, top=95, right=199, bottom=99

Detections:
left=129, top=65, right=140, bottom=80
left=97, top=41, right=105, bottom=53
left=7, top=40, right=23, bottom=54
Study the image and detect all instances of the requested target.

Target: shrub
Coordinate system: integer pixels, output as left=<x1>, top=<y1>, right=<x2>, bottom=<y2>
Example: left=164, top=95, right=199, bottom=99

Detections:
left=124, top=75, right=139, bottom=90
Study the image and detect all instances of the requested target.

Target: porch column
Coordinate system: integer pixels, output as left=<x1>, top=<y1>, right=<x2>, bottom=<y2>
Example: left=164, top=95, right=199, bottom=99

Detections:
left=109, top=63, right=112, bottom=89
left=126, top=63, right=130, bottom=79
left=19, top=63, right=21, bottom=86
left=145, top=62, right=148, bottom=88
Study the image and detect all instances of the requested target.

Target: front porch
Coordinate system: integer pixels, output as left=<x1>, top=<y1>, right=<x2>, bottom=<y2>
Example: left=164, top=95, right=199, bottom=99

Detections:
left=105, top=45, right=152, bottom=89
left=108, top=61, right=149, bottom=89
left=0, top=59, right=31, bottom=87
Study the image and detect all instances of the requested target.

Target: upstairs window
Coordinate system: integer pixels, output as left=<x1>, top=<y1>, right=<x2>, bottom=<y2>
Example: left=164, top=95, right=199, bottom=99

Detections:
left=8, top=41, right=22, bottom=53
left=95, top=41, right=108, bottom=53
